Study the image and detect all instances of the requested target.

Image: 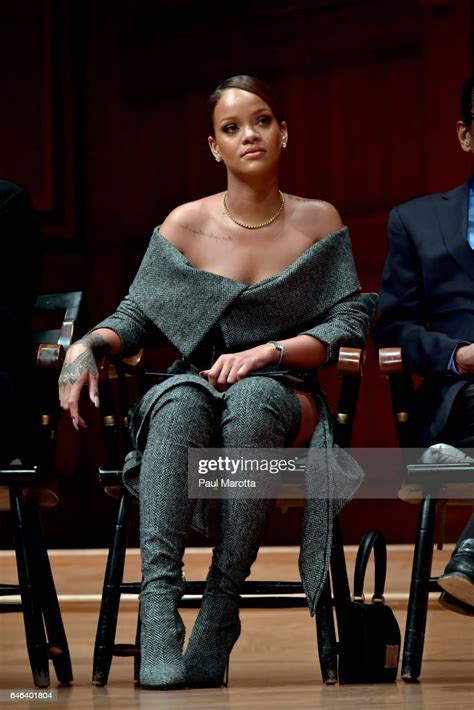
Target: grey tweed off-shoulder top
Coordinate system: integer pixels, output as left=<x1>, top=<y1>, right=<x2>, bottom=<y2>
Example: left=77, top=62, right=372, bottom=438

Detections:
left=95, top=226, right=368, bottom=362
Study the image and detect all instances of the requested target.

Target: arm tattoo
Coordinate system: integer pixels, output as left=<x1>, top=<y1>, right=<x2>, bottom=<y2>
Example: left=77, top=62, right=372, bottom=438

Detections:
left=58, top=348, right=98, bottom=386
left=180, top=223, right=232, bottom=242
left=76, top=333, right=111, bottom=356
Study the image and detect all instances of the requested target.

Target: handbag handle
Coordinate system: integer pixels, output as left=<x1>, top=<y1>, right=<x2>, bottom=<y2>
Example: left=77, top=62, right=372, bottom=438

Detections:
left=353, top=529, right=387, bottom=603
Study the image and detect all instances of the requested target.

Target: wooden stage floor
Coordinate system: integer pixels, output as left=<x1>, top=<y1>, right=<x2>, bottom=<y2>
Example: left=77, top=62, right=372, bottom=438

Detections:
left=1, top=546, right=473, bottom=709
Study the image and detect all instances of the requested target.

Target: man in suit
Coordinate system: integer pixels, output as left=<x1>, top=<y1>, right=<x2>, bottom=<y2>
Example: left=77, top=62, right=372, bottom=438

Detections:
left=374, top=76, right=474, bottom=615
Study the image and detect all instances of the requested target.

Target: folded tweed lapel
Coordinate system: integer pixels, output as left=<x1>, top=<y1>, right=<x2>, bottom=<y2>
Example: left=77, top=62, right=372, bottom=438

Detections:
left=127, top=226, right=360, bottom=356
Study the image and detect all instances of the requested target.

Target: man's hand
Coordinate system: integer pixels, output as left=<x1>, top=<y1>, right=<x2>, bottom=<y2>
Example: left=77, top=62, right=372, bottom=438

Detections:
left=454, top=344, right=474, bottom=374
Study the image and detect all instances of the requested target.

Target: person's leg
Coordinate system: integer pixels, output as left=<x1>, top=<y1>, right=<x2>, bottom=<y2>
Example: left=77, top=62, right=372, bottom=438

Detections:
left=448, top=383, right=474, bottom=545
left=138, top=384, right=219, bottom=687
left=434, top=383, right=474, bottom=611
left=184, top=377, right=302, bottom=686
left=456, top=515, right=474, bottom=545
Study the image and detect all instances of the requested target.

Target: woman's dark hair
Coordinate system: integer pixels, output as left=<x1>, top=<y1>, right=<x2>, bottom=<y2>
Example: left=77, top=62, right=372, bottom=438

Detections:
left=461, top=76, right=474, bottom=126
left=207, top=75, right=284, bottom=135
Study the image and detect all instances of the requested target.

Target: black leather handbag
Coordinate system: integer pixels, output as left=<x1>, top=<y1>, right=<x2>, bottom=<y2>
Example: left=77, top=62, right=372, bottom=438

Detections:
left=338, top=530, right=401, bottom=684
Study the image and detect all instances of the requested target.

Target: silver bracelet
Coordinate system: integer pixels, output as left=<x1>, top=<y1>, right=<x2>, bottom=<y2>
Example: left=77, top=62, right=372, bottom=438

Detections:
left=266, top=340, right=285, bottom=367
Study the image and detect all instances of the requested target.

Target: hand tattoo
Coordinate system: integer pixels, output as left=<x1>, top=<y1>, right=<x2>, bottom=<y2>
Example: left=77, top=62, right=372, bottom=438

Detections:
left=59, top=348, right=98, bottom=386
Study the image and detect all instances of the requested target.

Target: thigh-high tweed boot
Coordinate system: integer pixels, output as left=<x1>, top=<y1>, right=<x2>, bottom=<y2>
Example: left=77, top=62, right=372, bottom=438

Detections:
left=184, top=377, right=301, bottom=687
left=138, top=384, right=219, bottom=688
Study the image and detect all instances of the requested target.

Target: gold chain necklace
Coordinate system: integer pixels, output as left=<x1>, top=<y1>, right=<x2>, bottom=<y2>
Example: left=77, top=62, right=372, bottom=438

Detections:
left=222, top=191, right=285, bottom=229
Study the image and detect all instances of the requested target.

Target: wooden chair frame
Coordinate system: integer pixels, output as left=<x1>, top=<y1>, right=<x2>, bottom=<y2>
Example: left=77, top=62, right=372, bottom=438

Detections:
left=379, top=346, right=474, bottom=682
left=0, top=291, right=82, bottom=687
left=92, top=336, right=374, bottom=687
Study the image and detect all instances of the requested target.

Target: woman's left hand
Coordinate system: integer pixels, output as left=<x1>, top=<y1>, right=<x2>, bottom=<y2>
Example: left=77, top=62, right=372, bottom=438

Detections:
left=200, top=343, right=278, bottom=391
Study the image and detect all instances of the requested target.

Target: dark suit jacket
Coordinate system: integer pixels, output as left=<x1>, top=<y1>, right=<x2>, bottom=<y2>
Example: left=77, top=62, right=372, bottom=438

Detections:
left=0, top=180, right=40, bottom=462
left=373, top=181, right=473, bottom=446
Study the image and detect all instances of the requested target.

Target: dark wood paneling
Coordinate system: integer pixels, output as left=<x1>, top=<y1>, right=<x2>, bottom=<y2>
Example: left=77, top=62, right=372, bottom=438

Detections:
left=0, top=0, right=83, bottom=241
left=0, top=0, right=472, bottom=547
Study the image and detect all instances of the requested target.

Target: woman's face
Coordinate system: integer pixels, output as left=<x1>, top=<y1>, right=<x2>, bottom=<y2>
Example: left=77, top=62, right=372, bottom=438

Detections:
left=208, top=88, right=287, bottom=174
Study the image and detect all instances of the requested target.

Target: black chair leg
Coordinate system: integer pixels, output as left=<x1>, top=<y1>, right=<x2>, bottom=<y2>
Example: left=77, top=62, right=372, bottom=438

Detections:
left=27, top=504, right=73, bottom=684
left=328, top=517, right=353, bottom=684
left=315, top=574, right=337, bottom=684
left=401, top=495, right=437, bottom=682
left=92, top=492, right=131, bottom=686
left=9, top=487, right=50, bottom=688
left=314, top=517, right=352, bottom=684
left=134, top=603, right=141, bottom=683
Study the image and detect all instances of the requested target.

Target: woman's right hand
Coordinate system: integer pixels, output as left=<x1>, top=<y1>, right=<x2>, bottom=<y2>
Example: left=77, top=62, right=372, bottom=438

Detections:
left=58, top=341, right=100, bottom=430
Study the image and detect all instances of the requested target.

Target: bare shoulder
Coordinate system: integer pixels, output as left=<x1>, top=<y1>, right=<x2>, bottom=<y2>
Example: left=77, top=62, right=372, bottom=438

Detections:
left=285, top=194, right=343, bottom=242
left=159, top=194, right=223, bottom=250
left=159, top=199, right=203, bottom=248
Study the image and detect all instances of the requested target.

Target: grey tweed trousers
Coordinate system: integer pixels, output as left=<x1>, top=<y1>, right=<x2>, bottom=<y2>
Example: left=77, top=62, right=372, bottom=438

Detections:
left=135, top=376, right=301, bottom=681
left=137, top=376, right=301, bottom=598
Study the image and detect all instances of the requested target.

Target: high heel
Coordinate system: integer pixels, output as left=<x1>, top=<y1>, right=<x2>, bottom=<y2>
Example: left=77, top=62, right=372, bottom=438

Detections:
left=138, top=585, right=187, bottom=689
left=183, top=594, right=241, bottom=687
left=223, top=658, right=230, bottom=688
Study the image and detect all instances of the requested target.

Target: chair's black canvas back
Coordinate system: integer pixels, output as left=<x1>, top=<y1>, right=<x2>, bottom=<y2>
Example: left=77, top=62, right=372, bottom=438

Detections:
left=32, top=291, right=83, bottom=349
left=359, top=292, right=378, bottom=321
left=30, top=291, right=83, bottom=468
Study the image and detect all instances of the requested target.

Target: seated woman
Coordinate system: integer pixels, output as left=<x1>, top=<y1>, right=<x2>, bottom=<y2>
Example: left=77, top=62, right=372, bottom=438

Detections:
left=58, top=75, right=369, bottom=689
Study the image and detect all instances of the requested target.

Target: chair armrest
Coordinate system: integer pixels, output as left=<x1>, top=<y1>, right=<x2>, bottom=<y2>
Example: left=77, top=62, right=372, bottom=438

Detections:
left=121, top=349, right=146, bottom=371
left=36, top=343, right=65, bottom=369
left=338, top=347, right=363, bottom=377
left=334, top=347, right=364, bottom=448
left=98, top=348, right=146, bottom=381
left=378, top=347, right=403, bottom=375
left=377, top=346, right=417, bottom=447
